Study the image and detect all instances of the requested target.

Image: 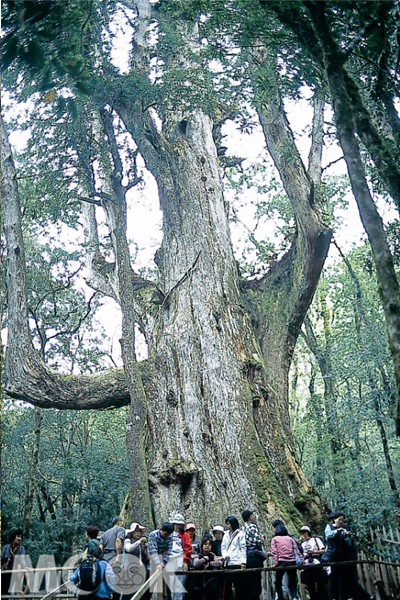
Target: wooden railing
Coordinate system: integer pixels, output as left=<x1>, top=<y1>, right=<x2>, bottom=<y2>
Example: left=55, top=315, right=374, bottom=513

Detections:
left=2, top=557, right=400, bottom=600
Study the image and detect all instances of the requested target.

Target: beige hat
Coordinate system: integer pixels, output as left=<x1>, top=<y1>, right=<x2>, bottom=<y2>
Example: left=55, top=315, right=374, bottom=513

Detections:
left=299, top=526, right=311, bottom=533
left=126, top=522, right=146, bottom=534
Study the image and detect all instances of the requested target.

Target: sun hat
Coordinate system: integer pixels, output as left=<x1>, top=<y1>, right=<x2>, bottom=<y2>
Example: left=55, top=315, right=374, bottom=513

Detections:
left=126, top=522, right=146, bottom=534
left=299, top=526, right=311, bottom=533
left=171, top=513, right=185, bottom=525
left=186, top=523, right=196, bottom=530
left=212, top=525, right=225, bottom=533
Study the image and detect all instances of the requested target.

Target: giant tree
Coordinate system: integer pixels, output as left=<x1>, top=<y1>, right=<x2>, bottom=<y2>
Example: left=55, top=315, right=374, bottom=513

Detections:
left=2, top=0, right=332, bottom=530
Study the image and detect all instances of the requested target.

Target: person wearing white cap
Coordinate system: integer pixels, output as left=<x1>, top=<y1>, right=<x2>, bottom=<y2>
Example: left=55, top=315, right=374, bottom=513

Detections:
left=299, top=526, right=328, bottom=600
left=211, top=526, right=225, bottom=559
left=166, top=513, right=192, bottom=600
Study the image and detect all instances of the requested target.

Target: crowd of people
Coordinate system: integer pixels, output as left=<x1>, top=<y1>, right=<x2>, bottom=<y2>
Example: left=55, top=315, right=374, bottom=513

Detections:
left=0, top=510, right=375, bottom=600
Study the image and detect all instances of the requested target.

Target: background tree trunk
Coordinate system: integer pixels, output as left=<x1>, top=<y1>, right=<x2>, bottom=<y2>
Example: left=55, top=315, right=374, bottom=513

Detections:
left=23, top=408, right=43, bottom=536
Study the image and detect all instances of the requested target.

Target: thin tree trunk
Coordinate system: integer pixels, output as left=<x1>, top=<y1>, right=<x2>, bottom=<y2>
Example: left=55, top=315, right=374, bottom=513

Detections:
left=23, top=408, right=43, bottom=536
left=302, top=315, right=341, bottom=470
left=308, top=361, right=324, bottom=487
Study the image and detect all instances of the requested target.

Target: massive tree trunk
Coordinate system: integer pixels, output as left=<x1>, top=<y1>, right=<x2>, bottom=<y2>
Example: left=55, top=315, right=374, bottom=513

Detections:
left=2, top=3, right=332, bottom=533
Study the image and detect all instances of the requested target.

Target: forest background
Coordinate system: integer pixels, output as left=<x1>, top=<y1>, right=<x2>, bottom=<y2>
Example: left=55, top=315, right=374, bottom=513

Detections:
left=1, top=0, right=400, bottom=566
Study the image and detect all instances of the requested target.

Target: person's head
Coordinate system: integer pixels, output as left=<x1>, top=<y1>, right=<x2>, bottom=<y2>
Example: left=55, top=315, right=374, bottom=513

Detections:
left=225, top=516, right=239, bottom=532
left=328, top=512, right=345, bottom=527
left=201, top=535, right=213, bottom=555
left=186, top=523, right=196, bottom=539
left=160, top=522, right=174, bottom=539
left=113, top=516, right=124, bottom=527
left=9, top=529, right=23, bottom=546
left=126, top=522, right=146, bottom=540
left=171, top=513, right=185, bottom=532
left=272, top=520, right=284, bottom=530
left=90, top=546, right=103, bottom=560
left=86, top=526, right=99, bottom=541
left=242, top=510, right=255, bottom=523
left=212, top=526, right=224, bottom=540
left=299, top=526, right=311, bottom=540
left=274, top=523, right=288, bottom=537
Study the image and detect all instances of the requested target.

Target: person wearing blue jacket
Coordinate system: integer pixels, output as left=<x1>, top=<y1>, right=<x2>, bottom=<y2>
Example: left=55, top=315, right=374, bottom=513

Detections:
left=70, top=546, right=115, bottom=600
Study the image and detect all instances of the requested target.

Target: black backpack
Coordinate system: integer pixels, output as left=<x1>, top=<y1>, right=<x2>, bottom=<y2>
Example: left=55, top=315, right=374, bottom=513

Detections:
left=77, top=559, right=103, bottom=592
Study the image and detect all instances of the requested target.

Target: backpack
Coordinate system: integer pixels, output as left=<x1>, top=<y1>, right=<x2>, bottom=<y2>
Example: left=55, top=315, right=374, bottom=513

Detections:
left=290, top=536, right=304, bottom=555
left=77, top=559, right=103, bottom=592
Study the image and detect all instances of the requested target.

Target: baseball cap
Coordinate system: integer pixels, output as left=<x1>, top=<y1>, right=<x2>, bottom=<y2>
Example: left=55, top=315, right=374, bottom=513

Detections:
left=171, top=513, right=185, bottom=524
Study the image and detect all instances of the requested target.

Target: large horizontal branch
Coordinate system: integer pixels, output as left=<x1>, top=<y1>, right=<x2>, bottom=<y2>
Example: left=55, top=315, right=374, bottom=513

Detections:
left=4, top=357, right=130, bottom=410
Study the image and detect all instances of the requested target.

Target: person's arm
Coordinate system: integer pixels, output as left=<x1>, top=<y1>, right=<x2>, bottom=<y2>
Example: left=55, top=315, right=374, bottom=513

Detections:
left=239, top=532, right=247, bottom=569
left=182, top=533, right=192, bottom=571
left=324, top=524, right=337, bottom=539
left=314, top=538, right=325, bottom=555
left=124, top=538, right=141, bottom=553
left=115, top=537, right=123, bottom=559
left=209, top=558, right=223, bottom=569
left=104, top=562, right=115, bottom=595
left=70, top=567, right=80, bottom=585
left=221, top=533, right=229, bottom=560
left=193, top=556, right=206, bottom=569
left=147, top=534, right=161, bottom=567
left=162, top=536, right=173, bottom=566
left=271, top=538, right=279, bottom=565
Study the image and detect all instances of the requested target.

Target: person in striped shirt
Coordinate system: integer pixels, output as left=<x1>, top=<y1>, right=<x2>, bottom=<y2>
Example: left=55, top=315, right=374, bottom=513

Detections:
left=147, top=523, right=174, bottom=570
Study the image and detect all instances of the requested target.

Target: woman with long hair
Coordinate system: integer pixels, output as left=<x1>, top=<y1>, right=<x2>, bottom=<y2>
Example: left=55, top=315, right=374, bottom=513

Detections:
left=221, top=516, right=246, bottom=600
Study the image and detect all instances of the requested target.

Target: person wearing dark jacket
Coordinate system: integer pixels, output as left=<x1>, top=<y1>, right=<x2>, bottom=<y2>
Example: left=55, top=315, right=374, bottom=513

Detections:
left=186, top=523, right=201, bottom=566
left=211, top=526, right=224, bottom=559
left=1, top=529, right=29, bottom=595
left=191, top=536, right=223, bottom=600
left=324, top=513, right=374, bottom=600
